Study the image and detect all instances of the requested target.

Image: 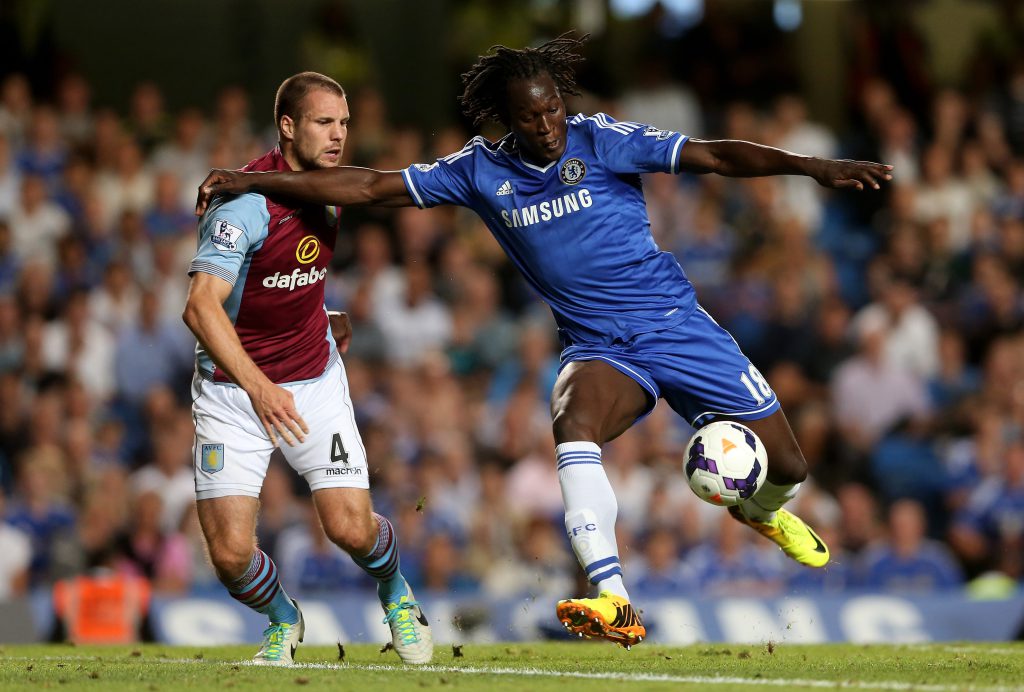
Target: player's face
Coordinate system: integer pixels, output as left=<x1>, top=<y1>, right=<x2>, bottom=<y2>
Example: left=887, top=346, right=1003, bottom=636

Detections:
left=506, top=73, right=567, bottom=165
left=283, top=89, right=350, bottom=170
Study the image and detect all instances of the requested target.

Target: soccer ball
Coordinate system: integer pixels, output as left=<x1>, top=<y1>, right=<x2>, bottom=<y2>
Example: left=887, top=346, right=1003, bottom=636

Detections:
left=684, top=421, right=767, bottom=507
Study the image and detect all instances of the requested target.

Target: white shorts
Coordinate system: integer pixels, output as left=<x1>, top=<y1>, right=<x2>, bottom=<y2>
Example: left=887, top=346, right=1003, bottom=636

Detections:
left=192, top=358, right=369, bottom=500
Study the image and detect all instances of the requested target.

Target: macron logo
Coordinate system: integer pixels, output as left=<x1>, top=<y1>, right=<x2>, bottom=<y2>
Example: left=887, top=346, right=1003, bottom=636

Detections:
left=496, top=180, right=513, bottom=196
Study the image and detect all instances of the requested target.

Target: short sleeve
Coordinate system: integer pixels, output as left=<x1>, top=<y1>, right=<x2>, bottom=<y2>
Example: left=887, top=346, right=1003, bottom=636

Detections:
left=584, top=113, right=688, bottom=175
left=401, top=138, right=483, bottom=209
left=188, top=193, right=271, bottom=285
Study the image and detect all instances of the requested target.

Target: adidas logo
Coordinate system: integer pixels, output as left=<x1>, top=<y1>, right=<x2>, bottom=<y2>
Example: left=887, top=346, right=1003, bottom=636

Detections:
left=496, top=180, right=513, bottom=196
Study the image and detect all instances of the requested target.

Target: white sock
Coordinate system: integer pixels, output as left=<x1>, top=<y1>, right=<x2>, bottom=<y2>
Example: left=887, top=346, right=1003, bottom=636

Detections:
left=738, top=480, right=801, bottom=523
left=556, top=441, right=629, bottom=600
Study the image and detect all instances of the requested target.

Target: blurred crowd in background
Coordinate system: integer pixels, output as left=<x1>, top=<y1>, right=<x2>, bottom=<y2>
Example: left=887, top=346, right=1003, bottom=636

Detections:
left=0, top=2, right=1023, bottom=610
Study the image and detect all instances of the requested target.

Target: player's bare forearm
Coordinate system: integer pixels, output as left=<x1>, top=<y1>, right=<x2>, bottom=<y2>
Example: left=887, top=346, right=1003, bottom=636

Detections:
left=681, top=140, right=812, bottom=177
left=196, top=167, right=413, bottom=215
left=183, top=283, right=308, bottom=447
left=182, top=281, right=272, bottom=395
left=248, top=168, right=412, bottom=206
left=678, top=139, right=892, bottom=191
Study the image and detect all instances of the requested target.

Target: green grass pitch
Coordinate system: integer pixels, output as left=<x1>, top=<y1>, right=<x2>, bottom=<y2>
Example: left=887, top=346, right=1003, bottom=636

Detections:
left=2, top=642, right=1023, bottom=691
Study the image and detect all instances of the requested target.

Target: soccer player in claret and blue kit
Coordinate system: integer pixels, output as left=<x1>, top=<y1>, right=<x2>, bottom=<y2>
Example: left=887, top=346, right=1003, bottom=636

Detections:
left=197, top=36, right=892, bottom=649
left=184, top=72, right=432, bottom=665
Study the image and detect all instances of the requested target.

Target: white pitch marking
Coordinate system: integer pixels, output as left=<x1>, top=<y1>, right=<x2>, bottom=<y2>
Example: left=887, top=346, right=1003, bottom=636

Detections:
left=7, top=655, right=1023, bottom=691
left=936, top=646, right=1024, bottom=656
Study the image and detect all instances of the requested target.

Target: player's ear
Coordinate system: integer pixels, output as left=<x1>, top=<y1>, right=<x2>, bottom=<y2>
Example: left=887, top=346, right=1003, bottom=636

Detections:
left=279, top=115, right=295, bottom=141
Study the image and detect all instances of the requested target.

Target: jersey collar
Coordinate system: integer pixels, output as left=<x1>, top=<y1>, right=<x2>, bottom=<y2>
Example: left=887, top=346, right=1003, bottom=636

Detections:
left=269, top=145, right=294, bottom=172
left=502, top=130, right=567, bottom=174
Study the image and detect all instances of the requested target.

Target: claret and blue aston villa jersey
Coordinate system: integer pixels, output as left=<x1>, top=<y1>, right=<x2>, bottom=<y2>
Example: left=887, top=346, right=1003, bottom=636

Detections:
left=189, top=148, right=341, bottom=385
left=402, top=113, right=694, bottom=344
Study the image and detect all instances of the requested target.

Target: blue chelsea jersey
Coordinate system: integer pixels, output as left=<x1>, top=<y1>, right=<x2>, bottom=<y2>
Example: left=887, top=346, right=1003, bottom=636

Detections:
left=402, top=113, right=696, bottom=345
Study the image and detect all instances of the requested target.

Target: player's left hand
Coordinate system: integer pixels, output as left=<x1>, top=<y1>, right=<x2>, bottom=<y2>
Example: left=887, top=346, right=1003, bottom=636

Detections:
left=327, top=310, right=352, bottom=354
left=196, top=169, right=252, bottom=216
left=811, top=159, right=893, bottom=191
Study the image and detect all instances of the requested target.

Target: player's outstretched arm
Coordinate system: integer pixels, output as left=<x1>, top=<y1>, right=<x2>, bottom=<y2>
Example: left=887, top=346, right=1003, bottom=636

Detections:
left=195, top=167, right=413, bottom=215
left=678, top=139, right=892, bottom=191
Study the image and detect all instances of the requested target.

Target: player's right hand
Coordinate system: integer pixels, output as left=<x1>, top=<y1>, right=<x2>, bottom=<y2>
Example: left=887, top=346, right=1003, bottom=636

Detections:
left=196, top=169, right=251, bottom=216
left=248, top=382, right=309, bottom=447
left=810, top=159, right=893, bottom=191
left=327, top=310, right=353, bottom=354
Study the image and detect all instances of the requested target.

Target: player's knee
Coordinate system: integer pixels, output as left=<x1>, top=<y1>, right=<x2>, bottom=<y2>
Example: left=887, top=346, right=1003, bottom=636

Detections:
left=323, top=514, right=376, bottom=556
left=551, top=408, right=599, bottom=444
left=208, top=540, right=256, bottom=582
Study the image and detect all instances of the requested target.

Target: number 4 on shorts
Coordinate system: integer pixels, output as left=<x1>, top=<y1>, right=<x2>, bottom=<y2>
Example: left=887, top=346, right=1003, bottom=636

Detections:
left=331, top=432, right=349, bottom=464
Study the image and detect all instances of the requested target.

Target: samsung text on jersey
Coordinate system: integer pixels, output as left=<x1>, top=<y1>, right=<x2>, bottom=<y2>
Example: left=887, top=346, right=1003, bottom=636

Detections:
left=501, top=188, right=593, bottom=229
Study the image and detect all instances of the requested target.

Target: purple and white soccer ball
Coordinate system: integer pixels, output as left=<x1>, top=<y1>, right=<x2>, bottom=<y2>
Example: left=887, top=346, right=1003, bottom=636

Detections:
left=684, top=421, right=768, bottom=507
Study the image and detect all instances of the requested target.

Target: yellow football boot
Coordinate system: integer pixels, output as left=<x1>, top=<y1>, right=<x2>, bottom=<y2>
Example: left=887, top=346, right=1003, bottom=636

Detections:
left=729, top=506, right=830, bottom=567
left=556, top=591, right=646, bottom=649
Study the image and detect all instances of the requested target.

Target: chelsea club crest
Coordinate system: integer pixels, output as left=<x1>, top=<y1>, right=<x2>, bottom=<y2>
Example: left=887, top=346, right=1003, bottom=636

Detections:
left=560, top=158, right=586, bottom=185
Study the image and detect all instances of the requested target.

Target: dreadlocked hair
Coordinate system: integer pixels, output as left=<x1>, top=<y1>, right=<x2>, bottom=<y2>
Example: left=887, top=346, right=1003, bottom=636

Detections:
left=458, top=32, right=589, bottom=127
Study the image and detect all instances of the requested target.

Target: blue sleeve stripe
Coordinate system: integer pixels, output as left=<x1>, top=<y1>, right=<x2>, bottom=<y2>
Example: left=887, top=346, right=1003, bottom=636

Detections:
left=401, top=168, right=426, bottom=208
left=188, top=260, right=237, bottom=285
left=670, top=134, right=688, bottom=174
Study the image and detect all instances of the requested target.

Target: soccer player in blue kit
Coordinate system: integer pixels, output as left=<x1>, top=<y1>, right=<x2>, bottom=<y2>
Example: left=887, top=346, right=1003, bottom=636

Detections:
left=197, top=35, right=892, bottom=648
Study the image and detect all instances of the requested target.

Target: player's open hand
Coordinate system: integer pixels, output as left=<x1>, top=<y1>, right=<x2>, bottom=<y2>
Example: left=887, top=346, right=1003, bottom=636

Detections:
left=812, top=159, right=893, bottom=191
left=327, top=310, right=353, bottom=354
left=196, top=169, right=252, bottom=216
left=248, top=382, right=309, bottom=447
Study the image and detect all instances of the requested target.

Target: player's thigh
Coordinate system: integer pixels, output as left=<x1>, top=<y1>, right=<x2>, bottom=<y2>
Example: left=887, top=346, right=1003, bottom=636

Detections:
left=280, top=360, right=370, bottom=493
left=652, top=306, right=780, bottom=427
left=551, top=357, right=652, bottom=444
left=719, top=408, right=807, bottom=484
left=193, top=375, right=277, bottom=501
left=196, top=495, right=260, bottom=554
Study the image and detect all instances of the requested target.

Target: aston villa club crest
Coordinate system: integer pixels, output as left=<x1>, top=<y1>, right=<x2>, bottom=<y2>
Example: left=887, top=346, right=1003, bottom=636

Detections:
left=201, top=443, right=224, bottom=473
left=560, top=158, right=586, bottom=185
